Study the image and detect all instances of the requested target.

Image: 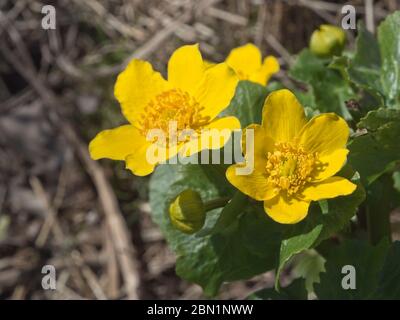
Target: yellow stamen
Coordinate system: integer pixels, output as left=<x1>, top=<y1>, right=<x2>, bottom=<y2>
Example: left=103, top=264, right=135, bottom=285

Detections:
left=265, top=142, right=320, bottom=195
left=138, top=89, right=210, bottom=146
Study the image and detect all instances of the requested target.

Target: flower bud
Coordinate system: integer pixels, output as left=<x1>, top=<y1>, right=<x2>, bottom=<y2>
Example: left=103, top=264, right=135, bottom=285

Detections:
left=310, top=25, right=346, bottom=58
left=169, top=189, right=206, bottom=234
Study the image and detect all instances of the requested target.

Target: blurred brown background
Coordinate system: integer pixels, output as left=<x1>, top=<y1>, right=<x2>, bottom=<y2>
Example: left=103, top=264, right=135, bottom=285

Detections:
left=0, top=0, right=398, bottom=299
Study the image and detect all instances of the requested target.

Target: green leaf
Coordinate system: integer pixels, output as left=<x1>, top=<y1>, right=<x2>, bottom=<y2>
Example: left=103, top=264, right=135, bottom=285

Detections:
left=223, top=80, right=314, bottom=127
left=248, top=278, right=307, bottom=300
left=314, top=174, right=365, bottom=243
left=365, top=174, right=399, bottom=245
left=266, top=80, right=285, bottom=93
left=149, top=164, right=283, bottom=296
left=292, top=249, right=326, bottom=293
left=393, top=171, right=400, bottom=193
left=289, top=49, right=355, bottom=119
left=349, top=108, right=400, bottom=185
left=150, top=163, right=365, bottom=296
left=329, top=14, right=400, bottom=108
left=352, top=23, right=381, bottom=79
left=276, top=222, right=323, bottom=288
left=358, top=107, right=400, bottom=129
left=201, top=190, right=248, bottom=236
left=151, top=165, right=365, bottom=296
left=330, top=23, right=384, bottom=108
left=374, top=242, right=400, bottom=299
left=315, top=240, right=400, bottom=299
left=222, top=80, right=269, bottom=128
left=315, top=239, right=390, bottom=299
left=378, top=11, right=400, bottom=108
left=293, top=90, right=317, bottom=114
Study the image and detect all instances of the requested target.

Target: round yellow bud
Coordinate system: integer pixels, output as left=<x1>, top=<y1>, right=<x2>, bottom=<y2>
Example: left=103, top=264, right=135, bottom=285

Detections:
left=310, top=25, right=346, bottom=58
left=169, top=189, right=206, bottom=234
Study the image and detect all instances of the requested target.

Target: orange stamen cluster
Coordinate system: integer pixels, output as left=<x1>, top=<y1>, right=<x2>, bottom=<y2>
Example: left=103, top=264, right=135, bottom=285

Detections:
left=138, top=89, right=209, bottom=146
left=265, top=142, right=319, bottom=195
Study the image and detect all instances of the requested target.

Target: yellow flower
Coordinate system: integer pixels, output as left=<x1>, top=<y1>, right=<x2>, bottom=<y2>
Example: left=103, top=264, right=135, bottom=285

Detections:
left=226, top=89, right=356, bottom=224
left=225, top=43, right=279, bottom=85
left=89, top=44, right=240, bottom=176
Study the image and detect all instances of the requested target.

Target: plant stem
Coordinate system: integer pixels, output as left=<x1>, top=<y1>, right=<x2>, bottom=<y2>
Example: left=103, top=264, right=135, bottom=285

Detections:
left=204, top=197, right=231, bottom=211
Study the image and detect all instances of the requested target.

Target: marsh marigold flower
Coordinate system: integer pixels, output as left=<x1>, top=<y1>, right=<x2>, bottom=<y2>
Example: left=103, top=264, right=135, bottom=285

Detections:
left=225, top=43, right=279, bottom=86
left=226, top=89, right=356, bottom=224
left=89, top=44, right=240, bottom=176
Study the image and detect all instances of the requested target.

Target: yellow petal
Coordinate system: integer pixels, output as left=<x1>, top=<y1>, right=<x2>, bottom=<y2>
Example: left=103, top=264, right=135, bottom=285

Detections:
left=226, top=164, right=277, bottom=201
left=263, top=56, right=280, bottom=74
left=226, top=43, right=262, bottom=77
left=168, top=44, right=205, bottom=96
left=114, top=59, right=170, bottom=124
left=299, top=113, right=349, bottom=156
left=314, top=148, right=349, bottom=181
left=196, top=62, right=239, bottom=120
left=242, top=124, right=269, bottom=156
left=180, top=116, right=240, bottom=157
left=302, top=176, right=357, bottom=201
left=89, top=125, right=147, bottom=161
left=262, top=89, right=307, bottom=143
left=203, top=59, right=216, bottom=69
left=242, top=124, right=274, bottom=170
left=264, top=194, right=310, bottom=224
left=125, top=143, right=156, bottom=177
left=145, top=142, right=183, bottom=164
left=249, top=56, right=280, bottom=85
left=203, top=116, right=241, bottom=141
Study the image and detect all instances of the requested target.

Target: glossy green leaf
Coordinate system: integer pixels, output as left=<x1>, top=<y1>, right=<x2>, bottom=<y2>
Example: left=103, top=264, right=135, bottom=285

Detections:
left=315, top=240, right=400, bottom=299
left=292, top=250, right=326, bottom=293
left=349, top=108, right=400, bottom=185
left=289, top=49, right=355, bottom=119
left=222, top=80, right=269, bottom=128
left=351, top=23, right=381, bottom=84
left=358, top=107, right=400, bottom=129
left=374, top=242, right=400, bottom=299
left=378, top=11, right=400, bottom=108
left=276, top=222, right=323, bottom=288
left=201, top=190, right=248, bottom=236
left=329, top=13, right=400, bottom=108
left=340, top=22, right=382, bottom=101
left=149, top=164, right=283, bottom=296
left=393, top=171, right=400, bottom=193
left=365, top=174, right=399, bottom=245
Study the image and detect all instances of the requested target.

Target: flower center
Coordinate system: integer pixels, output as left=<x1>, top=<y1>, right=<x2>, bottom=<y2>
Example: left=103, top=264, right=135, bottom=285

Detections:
left=138, top=89, right=209, bottom=146
left=265, top=142, right=319, bottom=195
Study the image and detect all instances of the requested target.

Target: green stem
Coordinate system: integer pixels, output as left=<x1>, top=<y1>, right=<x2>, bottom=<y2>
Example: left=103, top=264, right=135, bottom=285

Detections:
left=204, top=197, right=231, bottom=211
